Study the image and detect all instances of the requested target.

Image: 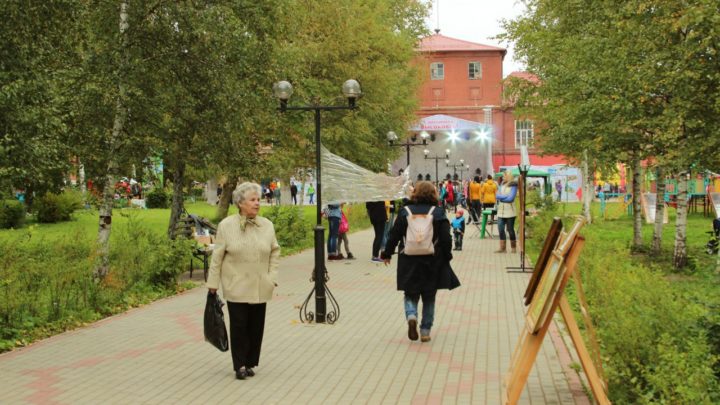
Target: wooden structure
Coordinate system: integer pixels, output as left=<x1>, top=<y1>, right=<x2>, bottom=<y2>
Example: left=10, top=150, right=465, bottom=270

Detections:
left=505, top=217, right=610, bottom=405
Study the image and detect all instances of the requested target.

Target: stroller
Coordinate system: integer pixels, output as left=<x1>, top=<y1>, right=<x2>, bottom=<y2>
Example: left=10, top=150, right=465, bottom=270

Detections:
left=705, top=218, right=720, bottom=255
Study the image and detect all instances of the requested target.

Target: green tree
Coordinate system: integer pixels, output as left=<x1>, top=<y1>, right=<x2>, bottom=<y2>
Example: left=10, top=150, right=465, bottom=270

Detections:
left=0, top=1, right=83, bottom=204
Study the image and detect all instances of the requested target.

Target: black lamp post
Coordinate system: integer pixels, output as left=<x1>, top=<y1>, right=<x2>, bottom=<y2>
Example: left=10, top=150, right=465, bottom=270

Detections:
left=446, top=159, right=466, bottom=180
left=387, top=131, right=430, bottom=166
left=507, top=157, right=531, bottom=274
left=424, top=148, right=450, bottom=185
left=273, top=79, right=361, bottom=324
left=458, top=164, right=470, bottom=182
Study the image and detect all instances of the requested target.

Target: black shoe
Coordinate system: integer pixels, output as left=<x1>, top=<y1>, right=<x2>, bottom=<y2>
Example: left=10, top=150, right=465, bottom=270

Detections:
left=347, top=254, right=356, bottom=260
left=246, top=368, right=255, bottom=377
left=236, top=368, right=248, bottom=380
left=408, top=319, right=419, bottom=341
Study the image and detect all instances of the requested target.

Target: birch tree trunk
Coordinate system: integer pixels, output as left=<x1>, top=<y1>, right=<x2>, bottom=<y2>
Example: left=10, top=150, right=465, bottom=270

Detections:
left=215, top=176, right=237, bottom=220
left=95, top=0, right=128, bottom=279
left=582, top=150, right=592, bottom=224
left=652, top=167, right=665, bottom=253
left=79, top=161, right=86, bottom=195
left=167, top=159, right=186, bottom=238
left=673, top=172, right=689, bottom=269
left=632, top=158, right=643, bottom=249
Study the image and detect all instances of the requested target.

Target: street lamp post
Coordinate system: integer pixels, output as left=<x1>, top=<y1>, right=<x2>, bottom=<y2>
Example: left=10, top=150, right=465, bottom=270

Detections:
left=507, top=147, right=531, bottom=274
left=387, top=131, right=430, bottom=166
left=458, top=164, right=470, bottom=182
left=424, top=148, right=450, bottom=185
left=274, top=79, right=361, bottom=324
left=446, top=159, right=466, bottom=180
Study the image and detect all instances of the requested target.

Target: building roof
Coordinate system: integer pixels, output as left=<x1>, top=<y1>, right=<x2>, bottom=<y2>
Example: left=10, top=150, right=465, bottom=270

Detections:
left=507, top=71, right=540, bottom=83
left=418, top=33, right=507, bottom=55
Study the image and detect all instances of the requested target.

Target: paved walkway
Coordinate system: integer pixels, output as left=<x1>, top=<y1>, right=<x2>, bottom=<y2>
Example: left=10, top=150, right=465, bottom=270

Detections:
left=0, top=218, right=589, bottom=404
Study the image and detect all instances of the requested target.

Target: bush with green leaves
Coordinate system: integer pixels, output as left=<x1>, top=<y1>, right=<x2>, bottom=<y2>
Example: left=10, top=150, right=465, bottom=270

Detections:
left=0, top=216, right=190, bottom=353
left=34, top=190, right=83, bottom=223
left=145, top=188, right=170, bottom=208
left=0, top=200, right=25, bottom=229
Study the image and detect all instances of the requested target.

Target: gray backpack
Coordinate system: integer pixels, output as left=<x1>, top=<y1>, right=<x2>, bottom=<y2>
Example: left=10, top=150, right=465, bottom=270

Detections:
left=402, top=206, right=435, bottom=255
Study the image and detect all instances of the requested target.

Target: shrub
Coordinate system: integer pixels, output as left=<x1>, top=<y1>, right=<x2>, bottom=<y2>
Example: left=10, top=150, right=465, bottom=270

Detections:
left=145, top=188, right=170, bottom=208
left=35, top=190, right=82, bottom=223
left=264, top=205, right=313, bottom=253
left=0, top=200, right=25, bottom=229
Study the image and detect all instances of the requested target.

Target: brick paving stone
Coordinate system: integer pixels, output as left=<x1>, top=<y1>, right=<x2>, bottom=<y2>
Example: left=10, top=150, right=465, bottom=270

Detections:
left=0, top=213, right=589, bottom=404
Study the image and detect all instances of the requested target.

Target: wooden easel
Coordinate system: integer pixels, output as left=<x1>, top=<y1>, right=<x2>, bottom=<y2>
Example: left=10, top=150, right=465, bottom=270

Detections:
left=505, top=228, right=611, bottom=404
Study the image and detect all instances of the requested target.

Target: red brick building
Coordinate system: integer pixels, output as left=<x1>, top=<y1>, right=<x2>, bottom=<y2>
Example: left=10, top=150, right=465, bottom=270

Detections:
left=391, top=32, right=565, bottom=180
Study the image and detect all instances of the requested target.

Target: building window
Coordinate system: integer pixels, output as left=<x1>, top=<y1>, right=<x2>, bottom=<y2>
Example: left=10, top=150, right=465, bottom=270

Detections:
left=430, top=62, right=444, bottom=80
left=469, top=62, right=481, bottom=80
left=515, top=120, right=534, bottom=148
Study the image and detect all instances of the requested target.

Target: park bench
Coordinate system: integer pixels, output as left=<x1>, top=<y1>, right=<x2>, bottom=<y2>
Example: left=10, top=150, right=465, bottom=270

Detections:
left=171, top=209, right=217, bottom=281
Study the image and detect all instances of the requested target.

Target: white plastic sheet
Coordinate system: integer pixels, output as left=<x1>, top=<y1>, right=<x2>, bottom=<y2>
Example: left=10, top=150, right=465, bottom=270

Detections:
left=321, top=146, right=411, bottom=203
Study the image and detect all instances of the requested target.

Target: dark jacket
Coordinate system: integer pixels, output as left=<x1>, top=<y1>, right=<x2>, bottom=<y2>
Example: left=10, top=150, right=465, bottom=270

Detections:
left=381, top=203, right=461, bottom=293
left=365, top=201, right=387, bottom=224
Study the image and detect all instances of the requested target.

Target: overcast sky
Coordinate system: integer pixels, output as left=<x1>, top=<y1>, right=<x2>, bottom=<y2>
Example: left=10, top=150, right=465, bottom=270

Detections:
left=425, top=0, right=527, bottom=77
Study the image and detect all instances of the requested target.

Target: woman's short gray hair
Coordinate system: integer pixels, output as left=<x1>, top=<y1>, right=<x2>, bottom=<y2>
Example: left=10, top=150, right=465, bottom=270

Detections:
left=233, top=182, right=262, bottom=205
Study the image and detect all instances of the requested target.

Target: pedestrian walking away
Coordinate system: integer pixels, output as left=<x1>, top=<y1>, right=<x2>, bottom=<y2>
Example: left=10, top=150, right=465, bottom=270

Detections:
left=324, top=202, right=343, bottom=260
left=381, top=181, right=460, bottom=343
left=481, top=174, right=498, bottom=222
left=206, top=182, right=281, bottom=380
left=307, top=184, right=315, bottom=204
left=366, top=200, right=388, bottom=262
left=495, top=171, right=518, bottom=253
left=468, top=176, right=482, bottom=224
left=290, top=182, right=298, bottom=205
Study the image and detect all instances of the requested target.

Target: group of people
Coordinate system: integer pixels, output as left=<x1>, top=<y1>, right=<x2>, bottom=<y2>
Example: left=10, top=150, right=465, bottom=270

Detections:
left=205, top=171, right=520, bottom=381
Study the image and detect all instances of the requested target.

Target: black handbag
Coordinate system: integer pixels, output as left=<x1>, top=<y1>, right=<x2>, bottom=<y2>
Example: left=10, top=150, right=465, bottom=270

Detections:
left=203, top=292, right=229, bottom=352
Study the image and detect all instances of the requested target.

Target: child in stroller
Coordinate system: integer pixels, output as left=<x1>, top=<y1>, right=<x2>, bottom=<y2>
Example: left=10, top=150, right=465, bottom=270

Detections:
left=706, top=218, right=720, bottom=255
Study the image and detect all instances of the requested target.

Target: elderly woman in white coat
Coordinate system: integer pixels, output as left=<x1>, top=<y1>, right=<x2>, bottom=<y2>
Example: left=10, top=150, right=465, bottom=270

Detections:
left=207, top=182, right=280, bottom=380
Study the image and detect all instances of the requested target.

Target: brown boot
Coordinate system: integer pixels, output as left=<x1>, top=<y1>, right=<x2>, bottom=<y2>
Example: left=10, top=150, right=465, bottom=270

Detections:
left=511, top=240, right=517, bottom=253
left=494, top=240, right=506, bottom=253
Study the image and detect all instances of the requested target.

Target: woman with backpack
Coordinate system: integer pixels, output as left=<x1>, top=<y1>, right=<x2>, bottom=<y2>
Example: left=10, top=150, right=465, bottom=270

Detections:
left=381, top=181, right=460, bottom=343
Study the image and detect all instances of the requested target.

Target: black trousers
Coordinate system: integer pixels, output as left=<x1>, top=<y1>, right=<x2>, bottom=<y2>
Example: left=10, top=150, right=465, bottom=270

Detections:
left=372, top=221, right=385, bottom=258
left=227, top=301, right=266, bottom=371
left=469, top=200, right=481, bottom=222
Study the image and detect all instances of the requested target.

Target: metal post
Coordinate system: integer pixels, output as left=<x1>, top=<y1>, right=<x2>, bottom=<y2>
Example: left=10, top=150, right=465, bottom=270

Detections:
left=406, top=144, right=411, bottom=167
left=313, top=108, right=326, bottom=323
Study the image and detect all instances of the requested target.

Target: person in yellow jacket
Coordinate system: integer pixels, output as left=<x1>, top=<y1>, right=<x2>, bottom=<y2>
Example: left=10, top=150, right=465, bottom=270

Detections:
left=480, top=174, right=498, bottom=221
left=468, top=176, right=482, bottom=224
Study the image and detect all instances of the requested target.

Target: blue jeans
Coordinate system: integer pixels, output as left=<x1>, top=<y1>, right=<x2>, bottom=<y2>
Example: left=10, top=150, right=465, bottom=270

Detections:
left=404, top=291, right=437, bottom=335
left=327, top=217, right=340, bottom=255
left=309, top=193, right=314, bottom=204
left=498, top=216, right=516, bottom=241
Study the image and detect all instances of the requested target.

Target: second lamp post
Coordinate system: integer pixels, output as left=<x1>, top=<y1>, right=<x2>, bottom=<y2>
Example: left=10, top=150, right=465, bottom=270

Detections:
left=387, top=131, right=430, bottom=167
left=273, top=79, right=361, bottom=324
left=424, top=148, right=450, bottom=185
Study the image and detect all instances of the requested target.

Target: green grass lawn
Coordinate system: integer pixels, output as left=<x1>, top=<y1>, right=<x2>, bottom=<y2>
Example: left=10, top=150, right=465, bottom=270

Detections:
left=0, top=202, right=316, bottom=244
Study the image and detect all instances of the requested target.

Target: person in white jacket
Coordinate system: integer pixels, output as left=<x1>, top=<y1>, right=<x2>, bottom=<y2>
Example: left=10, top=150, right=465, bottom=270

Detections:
left=207, top=182, right=280, bottom=380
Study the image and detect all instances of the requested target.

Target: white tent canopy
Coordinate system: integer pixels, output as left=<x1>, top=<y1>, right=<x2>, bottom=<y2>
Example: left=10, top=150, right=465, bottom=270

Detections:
left=321, top=146, right=411, bottom=204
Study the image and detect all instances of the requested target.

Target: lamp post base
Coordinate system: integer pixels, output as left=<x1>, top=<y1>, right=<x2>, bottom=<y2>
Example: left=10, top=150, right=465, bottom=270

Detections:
left=299, top=225, right=340, bottom=324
